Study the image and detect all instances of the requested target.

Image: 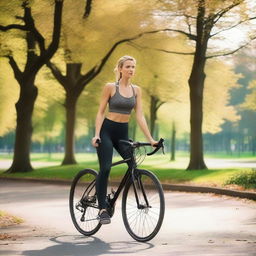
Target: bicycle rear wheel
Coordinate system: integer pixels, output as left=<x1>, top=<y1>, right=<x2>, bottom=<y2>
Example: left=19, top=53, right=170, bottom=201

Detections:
left=122, top=169, right=165, bottom=242
left=69, top=169, right=101, bottom=236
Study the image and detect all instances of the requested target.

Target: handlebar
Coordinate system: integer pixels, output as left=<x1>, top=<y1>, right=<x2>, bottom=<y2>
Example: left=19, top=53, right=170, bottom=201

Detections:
left=119, top=138, right=165, bottom=156
left=146, top=138, right=165, bottom=156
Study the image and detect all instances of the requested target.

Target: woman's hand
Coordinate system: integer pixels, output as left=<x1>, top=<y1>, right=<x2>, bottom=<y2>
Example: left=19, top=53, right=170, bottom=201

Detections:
left=150, top=139, right=159, bottom=147
left=91, top=136, right=101, bottom=147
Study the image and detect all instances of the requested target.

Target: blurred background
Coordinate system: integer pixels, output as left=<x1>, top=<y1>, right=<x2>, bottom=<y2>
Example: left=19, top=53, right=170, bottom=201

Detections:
left=0, top=0, right=255, bottom=173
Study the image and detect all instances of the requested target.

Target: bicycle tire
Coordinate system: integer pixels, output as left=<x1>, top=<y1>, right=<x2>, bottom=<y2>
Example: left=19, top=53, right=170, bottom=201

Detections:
left=122, top=169, right=165, bottom=242
left=69, top=169, right=101, bottom=236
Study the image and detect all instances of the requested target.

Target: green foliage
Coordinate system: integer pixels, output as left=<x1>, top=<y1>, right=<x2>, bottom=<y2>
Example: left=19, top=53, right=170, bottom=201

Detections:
left=0, top=0, right=255, bottom=158
left=0, top=165, right=249, bottom=188
left=241, top=80, right=256, bottom=111
left=225, top=170, right=256, bottom=189
left=0, top=60, right=18, bottom=136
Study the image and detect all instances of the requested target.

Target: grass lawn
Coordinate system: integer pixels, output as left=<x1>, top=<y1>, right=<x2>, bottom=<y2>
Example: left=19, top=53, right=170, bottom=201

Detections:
left=0, top=150, right=255, bottom=161
left=1, top=153, right=254, bottom=188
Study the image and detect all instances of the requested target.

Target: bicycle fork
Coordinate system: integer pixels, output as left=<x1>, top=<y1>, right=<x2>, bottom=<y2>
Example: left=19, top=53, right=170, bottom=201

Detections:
left=132, top=172, right=150, bottom=210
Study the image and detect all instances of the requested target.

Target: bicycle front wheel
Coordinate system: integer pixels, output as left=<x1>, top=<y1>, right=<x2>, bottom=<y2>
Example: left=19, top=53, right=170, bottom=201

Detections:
left=69, top=169, right=101, bottom=236
left=122, top=169, right=165, bottom=242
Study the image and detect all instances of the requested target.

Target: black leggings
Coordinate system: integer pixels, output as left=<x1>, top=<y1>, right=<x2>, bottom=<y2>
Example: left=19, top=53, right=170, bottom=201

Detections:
left=96, top=118, right=131, bottom=210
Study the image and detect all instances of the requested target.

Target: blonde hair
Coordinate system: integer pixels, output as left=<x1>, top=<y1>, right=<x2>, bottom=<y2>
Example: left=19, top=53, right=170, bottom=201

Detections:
left=114, top=55, right=136, bottom=81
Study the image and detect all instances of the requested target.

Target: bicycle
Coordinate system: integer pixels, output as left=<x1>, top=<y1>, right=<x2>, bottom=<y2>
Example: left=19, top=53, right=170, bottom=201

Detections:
left=69, top=138, right=165, bottom=242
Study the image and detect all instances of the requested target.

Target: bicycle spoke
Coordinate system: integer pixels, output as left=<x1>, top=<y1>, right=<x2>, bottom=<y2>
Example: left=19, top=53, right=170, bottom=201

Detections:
left=69, top=169, right=101, bottom=236
left=122, top=169, right=165, bottom=242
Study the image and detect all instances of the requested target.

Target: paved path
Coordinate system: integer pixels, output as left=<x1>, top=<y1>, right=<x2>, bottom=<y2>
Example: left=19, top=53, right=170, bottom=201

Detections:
left=0, top=180, right=256, bottom=256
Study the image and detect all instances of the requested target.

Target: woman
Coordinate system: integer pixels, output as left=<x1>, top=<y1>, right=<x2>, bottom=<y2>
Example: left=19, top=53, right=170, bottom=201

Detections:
left=91, top=55, right=158, bottom=224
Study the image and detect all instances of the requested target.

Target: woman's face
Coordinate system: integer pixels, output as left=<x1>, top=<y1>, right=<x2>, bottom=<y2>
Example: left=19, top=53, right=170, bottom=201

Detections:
left=120, top=60, right=136, bottom=79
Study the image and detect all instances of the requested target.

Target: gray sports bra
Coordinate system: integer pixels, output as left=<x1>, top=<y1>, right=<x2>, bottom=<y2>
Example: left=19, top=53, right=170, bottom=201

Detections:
left=108, top=81, right=136, bottom=114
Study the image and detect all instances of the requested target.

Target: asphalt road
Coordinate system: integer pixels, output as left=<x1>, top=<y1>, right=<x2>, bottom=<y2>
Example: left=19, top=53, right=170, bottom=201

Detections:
left=0, top=179, right=256, bottom=256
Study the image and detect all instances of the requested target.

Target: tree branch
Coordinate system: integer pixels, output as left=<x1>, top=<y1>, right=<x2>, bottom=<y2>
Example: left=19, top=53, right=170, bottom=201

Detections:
left=44, top=0, right=63, bottom=59
left=153, top=13, right=197, bottom=20
left=212, top=0, right=243, bottom=24
left=6, top=55, right=23, bottom=84
left=31, top=0, right=63, bottom=75
left=0, top=4, right=46, bottom=53
left=23, top=4, right=46, bottom=53
left=77, top=28, right=196, bottom=91
left=185, top=15, right=192, bottom=35
left=210, top=16, right=256, bottom=38
left=83, top=0, right=93, bottom=19
left=206, top=37, right=256, bottom=59
left=46, top=61, right=66, bottom=87
left=129, top=28, right=196, bottom=41
left=0, top=24, right=27, bottom=31
left=156, top=101, right=165, bottom=111
left=128, top=41, right=195, bottom=55
left=15, top=15, right=24, bottom=21
left=167, top=28, right=196, bottom=40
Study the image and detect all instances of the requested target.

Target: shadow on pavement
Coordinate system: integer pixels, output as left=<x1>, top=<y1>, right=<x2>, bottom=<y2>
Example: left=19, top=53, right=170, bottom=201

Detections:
left=21, top=235, right=154, bottom=256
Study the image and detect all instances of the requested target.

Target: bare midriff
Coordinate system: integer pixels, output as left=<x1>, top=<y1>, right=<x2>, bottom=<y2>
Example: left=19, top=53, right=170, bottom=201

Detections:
left=106, top=112, right=130, bottom=123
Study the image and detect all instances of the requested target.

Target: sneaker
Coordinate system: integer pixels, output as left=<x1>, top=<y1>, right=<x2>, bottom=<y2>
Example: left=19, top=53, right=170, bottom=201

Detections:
left=98, top=210, right=111, bottom=225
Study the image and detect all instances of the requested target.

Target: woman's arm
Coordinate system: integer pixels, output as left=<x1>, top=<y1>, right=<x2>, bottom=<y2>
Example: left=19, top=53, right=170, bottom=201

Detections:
left=134, top=86, right=158, bottom=146
left=92, top=84, right=112, bottom=147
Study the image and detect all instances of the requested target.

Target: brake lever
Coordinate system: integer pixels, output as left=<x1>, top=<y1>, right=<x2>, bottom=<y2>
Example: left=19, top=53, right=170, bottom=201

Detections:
left=162, top=144, right=165, bottom=154
left=158, top=139, right=165, bottom=155
left=147, top=138, right=165, bottom=156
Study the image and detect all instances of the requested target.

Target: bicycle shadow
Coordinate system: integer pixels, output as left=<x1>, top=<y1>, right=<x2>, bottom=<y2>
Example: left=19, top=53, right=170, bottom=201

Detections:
left=21, top=235, right=154, bottom=256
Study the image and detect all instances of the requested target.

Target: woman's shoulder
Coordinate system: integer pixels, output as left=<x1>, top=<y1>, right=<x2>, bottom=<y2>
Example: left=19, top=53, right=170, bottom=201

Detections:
left=103, top=83, right=117, bottom=97
left=105, top=82, right=116, bottom=87
left=104, top=82, right=116, bottom=91
left=131, top=84, right=141, bottom=95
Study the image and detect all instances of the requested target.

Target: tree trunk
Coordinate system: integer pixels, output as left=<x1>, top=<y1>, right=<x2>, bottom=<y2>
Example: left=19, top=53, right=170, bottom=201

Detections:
left=150, top=96, right=157, bottom=136
left=187, top=44, right=207, bottom=170
left=6, top=81, right=38, bottom=173
left=62, top=94, right=78, bottom=165
left=252, top=136, right=256, bottom=156
left=150, top=95, right=164, bottom=138
left=170, top=122, right=176, bottom=161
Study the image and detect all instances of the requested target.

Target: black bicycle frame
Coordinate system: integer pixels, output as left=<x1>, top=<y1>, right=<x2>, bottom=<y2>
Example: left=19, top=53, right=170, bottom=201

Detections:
left=90, top=140, right=157, bottom=210
left=108, top=157, right=134, bottom=207
left=107, top=155, right=148, bottom=209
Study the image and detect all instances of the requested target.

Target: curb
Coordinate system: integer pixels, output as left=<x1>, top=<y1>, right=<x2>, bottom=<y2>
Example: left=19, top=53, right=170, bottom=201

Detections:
left=161, top=183, right=256, bottom=201
left=1, top=176, right=256, bottom=201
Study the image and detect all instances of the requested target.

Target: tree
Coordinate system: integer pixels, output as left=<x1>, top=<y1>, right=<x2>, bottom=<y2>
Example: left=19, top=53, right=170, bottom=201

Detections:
left=157, top=58, right=242, bottom=161
left=46, top=0, right=168, bottom=164
left=0, top=0, right=63, bottom=172
left=152, top=0, right=256, bottom=169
